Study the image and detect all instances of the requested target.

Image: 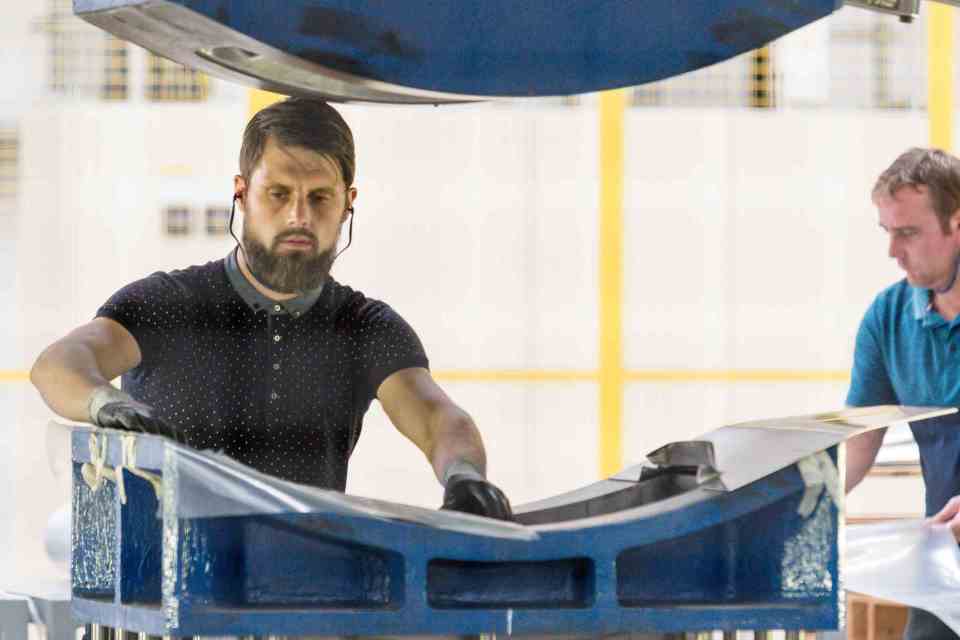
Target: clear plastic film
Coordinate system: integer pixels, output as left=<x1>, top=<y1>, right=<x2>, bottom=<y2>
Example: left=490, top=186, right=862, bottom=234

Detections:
left=846, top=519, right=960, bottom=634
left=168, top=444, right=538, bottom=541
left=53, top=421, right=537, bottom=542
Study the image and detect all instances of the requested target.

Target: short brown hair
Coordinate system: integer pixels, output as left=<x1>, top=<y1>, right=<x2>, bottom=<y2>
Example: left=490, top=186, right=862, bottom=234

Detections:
left=239, top=97, right=355, bottom=187
left=873, top=147, right=960, bottom=233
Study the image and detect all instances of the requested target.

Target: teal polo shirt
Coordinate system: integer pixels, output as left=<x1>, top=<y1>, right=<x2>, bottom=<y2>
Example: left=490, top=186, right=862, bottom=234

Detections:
left=847, top=279, right=960, bottom=515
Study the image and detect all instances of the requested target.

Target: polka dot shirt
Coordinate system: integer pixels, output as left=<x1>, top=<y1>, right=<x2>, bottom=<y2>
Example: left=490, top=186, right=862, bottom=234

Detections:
left=96, top=251, right=429, bottom=490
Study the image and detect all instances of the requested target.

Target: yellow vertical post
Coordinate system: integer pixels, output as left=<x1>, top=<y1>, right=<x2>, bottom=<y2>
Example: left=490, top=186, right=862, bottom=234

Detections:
left=247, top=89, right=285, bottom=119
left=598, top=90, right=627, bottom=478
left=928, top=4, right=954, bottom=151
left=749, top=46, right=775, bottom=109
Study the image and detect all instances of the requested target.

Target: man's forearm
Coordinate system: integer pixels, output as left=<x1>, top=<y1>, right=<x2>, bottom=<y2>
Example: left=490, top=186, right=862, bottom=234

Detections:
left=427, top=406, right=487, bottom=484
left=845, top=429, right=885, bottom=493
left=31, top=341, right=112, bottom=422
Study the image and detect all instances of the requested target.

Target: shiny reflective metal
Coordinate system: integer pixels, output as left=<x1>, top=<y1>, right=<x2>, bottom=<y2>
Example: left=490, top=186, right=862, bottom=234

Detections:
left=74, top=0, right=841, bottom=102
left=522, top=405, right=952, bottom=524
left=77, top=3, right=479, bottom=104
left=642, top=440, right=721, bottom=485
left=844, top=0, right=921, bottom=18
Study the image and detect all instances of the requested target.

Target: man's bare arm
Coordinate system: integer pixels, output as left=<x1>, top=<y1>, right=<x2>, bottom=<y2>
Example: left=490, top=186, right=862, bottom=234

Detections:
left=377, top=367, right=485, bottom=482
left=377, top=367, right=512, bottom=520
left=845, top=427, right=886, bottom=493
left=30, top=317, right=141, bottom=422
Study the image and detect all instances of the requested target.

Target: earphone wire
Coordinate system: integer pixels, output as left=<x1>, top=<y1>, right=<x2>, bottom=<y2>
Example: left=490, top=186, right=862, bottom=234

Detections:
left=228, top=194, right=248, bottom=264
left=230, top=195, right=354, bottom=261
left=335, top=206, right=355, bottom=259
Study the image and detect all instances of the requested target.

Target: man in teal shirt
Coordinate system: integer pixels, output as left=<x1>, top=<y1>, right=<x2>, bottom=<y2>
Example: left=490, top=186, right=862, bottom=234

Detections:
left=847, top=147, right=960, bottom=640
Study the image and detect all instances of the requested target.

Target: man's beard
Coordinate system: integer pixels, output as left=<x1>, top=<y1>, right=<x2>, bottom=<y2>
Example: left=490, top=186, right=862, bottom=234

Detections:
left=242, top=227, right=336, bottom=294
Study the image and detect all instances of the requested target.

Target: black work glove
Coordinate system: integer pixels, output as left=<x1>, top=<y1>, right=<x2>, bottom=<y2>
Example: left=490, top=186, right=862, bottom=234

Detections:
left=442, top=474, right=514, bottom=521
left=88, top=385, right=185, bottom=444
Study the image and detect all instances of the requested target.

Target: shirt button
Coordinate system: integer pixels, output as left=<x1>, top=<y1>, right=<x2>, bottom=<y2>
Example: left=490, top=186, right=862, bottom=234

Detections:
left=273, top=334, right=281, bottom=342
left=274, top=304, right=282, bottom=312
left=273, top=362, right=280, bottom=371
left=270, top=392, right=279, bottom=400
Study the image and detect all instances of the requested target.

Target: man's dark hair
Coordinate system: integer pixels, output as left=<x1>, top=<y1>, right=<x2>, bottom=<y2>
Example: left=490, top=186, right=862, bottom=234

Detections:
left=239, top=97, right=355, bottom=187
left=874, top=147, right=960, bottom=233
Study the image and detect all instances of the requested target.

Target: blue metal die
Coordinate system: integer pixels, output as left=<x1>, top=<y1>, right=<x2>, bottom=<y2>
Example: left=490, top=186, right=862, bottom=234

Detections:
left=73, top=407, right=953, bottom=637
left=74, top=0, right=843, bottom=102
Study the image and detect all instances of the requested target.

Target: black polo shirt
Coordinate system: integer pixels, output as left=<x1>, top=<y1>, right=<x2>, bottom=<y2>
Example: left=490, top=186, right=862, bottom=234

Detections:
left=96, top=250, right=429, bottom=490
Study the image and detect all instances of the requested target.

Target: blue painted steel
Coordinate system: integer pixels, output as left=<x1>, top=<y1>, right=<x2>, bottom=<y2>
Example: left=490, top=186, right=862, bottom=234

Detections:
left=119, top=475, right=162, bottom=605
left=70, top=429, right=841, bottom=636
left=71, top=463, right=116, bottom=601
left=74, top=0, right=843, bottom=97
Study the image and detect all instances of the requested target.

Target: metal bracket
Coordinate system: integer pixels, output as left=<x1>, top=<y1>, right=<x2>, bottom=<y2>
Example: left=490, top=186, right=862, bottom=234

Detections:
left=613, top=440, right=725, bottom=490
left=844, top=0, right=921, bottom=22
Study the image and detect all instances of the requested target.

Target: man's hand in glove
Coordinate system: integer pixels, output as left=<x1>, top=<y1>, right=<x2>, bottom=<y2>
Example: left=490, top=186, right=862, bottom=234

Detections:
left=441, top=460, right=513, bottom=521
left=88, top=385, right=185, bottom=444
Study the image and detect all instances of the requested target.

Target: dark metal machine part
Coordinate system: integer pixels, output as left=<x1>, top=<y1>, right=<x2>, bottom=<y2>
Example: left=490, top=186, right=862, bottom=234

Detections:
left=73, top=0, right=843, bottom=102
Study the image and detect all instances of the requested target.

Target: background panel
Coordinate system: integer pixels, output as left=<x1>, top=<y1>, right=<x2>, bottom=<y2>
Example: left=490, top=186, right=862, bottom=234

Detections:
left=348, top=381, right=598, bottom=508
left=623, top=383, right=730, bottom=463
left=623, top=110, right=731, bottom=370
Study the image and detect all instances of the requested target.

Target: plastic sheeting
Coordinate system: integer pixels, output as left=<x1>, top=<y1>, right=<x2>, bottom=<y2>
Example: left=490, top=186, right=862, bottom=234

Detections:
left=846, top=519, right=960, bottom=634
left=167, top=442, right=538, bottom=540
left=50, top=421, right=539, bottom=543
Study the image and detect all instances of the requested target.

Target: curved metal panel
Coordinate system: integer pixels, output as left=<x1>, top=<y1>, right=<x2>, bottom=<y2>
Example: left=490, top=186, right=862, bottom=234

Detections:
left=74, top=0, right=844, bottom=101
left=67, top=406, right=951, bottom=636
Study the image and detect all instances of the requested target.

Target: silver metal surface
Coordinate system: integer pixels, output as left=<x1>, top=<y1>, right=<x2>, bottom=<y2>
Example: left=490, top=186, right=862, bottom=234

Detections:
left=646, top=440, right=721, bottom=485
left=517, top=405, right=954, bottom=529
left=81, top=3, right=482, bottom=104
left=844, top=0, right=921, bottom=18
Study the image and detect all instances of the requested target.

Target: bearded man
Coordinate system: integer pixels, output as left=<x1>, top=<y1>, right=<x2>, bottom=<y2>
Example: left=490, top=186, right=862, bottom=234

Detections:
left=30, top=98, right=512, bottom=521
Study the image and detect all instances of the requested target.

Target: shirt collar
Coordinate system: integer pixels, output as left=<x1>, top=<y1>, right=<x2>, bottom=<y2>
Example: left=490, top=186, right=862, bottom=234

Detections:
left=910, top=284, right=951, bottom=330
left=225, top=248, right=325, bottom=317
left=912, top=285, right=932, bottom=321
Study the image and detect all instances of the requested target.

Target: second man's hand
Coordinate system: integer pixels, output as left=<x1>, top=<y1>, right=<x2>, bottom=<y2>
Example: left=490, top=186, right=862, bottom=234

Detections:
left=930, top=495, right=960, bottom=542
left=88, top=385, right=185, bottom=444
left=442, top=474, right=514, bottom=521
